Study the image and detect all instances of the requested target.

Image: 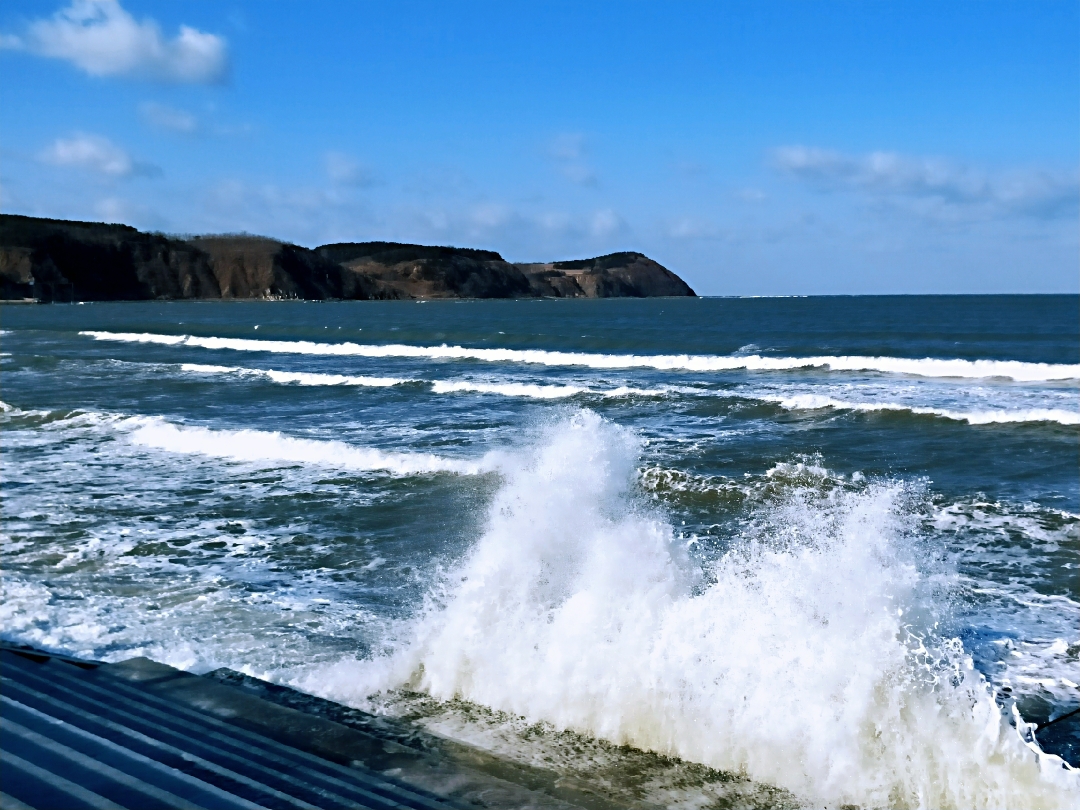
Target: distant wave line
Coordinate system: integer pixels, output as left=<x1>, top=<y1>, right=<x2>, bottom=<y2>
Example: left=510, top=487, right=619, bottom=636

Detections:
left=767, top=393, right=1080, bottom=426
left=79, top=331, right=1080, bottom=382
left=163, top=365, right=1080, bottom=420
left=179, top=362, right=670, bottom=399
left=180, top=363, right=412, bottom=388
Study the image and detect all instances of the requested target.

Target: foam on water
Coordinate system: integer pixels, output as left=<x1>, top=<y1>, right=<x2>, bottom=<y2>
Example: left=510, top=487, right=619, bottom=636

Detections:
left=5, top=405, right=496, bottom=476
left=121, top=415, right=496, bottom=476
left=311, top=411, right=1078, bottom=809
left=429, top=380, right=670, bottom=400
left=80, top=331, right=1080, bottom=382
left=179, top=364, right=667, bottom=399
left=768, top=393, right=1080, bottom=425
left=180, top=363, right=413, bottom=387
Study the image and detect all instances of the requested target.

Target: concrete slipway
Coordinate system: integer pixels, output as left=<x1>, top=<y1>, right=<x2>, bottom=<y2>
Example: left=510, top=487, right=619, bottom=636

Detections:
left=0, top=643, right=635, bottom=810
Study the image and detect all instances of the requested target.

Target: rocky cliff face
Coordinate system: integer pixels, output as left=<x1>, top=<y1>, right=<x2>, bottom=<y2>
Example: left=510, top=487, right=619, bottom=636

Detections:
left=190, top=237, right=397, bottom=301
left=0, top=215, right=695, bottom=302
left=518, top=252, right=696, bottom=298
left=317, top=242, right=534, bottom=299
left=0, top=216, right=220, bottom=302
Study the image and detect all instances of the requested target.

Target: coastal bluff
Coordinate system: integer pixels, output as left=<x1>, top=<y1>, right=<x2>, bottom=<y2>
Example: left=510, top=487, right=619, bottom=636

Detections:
left=0, top=215, right=695, bottom=302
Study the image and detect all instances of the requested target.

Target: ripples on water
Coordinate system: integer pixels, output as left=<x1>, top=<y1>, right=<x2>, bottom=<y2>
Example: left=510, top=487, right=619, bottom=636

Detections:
left=1, top=297, right=1078, bottom=809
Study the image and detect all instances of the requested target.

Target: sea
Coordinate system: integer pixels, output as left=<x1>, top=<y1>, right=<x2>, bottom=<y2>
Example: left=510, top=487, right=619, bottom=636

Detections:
left=1, top=295, right=1078, bottom=809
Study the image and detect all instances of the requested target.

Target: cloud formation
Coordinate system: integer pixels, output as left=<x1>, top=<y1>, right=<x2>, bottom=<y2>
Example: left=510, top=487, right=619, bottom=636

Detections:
left=547, top=133, right=597, bottom=186
left=774, top=145, right=1078, bottom=220
left=323, top=151, right=374, bottom=187
left=3, top=0, right=228, bottom=83
left=139, top=101, right=198, bottom=134
left=39, top=133, right=157, bottom=177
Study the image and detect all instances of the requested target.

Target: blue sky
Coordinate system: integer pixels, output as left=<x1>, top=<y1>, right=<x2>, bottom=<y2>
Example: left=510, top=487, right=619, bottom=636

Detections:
left=2, top=0, right=1077, bottom=295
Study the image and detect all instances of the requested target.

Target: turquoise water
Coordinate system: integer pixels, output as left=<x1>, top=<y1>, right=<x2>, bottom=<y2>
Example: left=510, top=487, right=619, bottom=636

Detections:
left=2, top=296, right=1078, bottom=808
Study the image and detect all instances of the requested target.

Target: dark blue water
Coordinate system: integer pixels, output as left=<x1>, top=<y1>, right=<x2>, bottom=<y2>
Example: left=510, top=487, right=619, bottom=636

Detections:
left=2, top=296, right=1077, bottom=808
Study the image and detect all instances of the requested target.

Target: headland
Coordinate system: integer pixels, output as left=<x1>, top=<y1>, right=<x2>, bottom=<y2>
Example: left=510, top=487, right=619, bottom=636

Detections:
left=0, top=215, right=695, bottom=303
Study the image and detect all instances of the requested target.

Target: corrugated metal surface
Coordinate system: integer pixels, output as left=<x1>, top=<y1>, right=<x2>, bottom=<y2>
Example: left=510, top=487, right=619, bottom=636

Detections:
left=0, top=645, right=463, bottom=810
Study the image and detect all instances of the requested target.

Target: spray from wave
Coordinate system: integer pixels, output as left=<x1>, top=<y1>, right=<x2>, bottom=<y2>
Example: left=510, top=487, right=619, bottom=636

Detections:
left=311, top=410, right=1077, bottom=809
left=79, top=331, right=1080, bottom=382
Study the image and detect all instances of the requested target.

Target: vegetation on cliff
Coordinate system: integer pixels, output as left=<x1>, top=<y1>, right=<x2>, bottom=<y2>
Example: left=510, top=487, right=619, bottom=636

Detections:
left=0, top=215, right=695, bottom=302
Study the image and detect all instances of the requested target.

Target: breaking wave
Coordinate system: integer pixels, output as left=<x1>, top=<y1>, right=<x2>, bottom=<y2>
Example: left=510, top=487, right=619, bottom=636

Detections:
left=180, top=363, right=412, bottom=388
left=163, top=361, right=670, bottom=400
left=767, top=393, right=1080, bottom=426
left=121, top=417, right=497, bottom=476
left=311, top=411, right=1078, bottom=809
left=79, top=331, right=1080, bottom=382
left=3, top=405, right=495, bottom=477
left=428, top=380, right=670, bottom=399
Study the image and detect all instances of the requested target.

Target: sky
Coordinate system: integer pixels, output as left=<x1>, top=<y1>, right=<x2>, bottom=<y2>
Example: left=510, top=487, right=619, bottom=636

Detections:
left=1, top=0, right=1077, bottom=295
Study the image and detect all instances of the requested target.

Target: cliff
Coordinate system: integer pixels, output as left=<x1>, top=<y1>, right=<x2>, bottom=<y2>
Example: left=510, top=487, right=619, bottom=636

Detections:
left=317, top=242, right=532, bottom=299
left=518, top=252, right=695, bottom=298
left=0, top=215, right=695, bottom=302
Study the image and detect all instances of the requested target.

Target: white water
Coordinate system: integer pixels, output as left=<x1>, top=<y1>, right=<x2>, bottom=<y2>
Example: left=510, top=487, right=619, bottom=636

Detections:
left=180, top=363, right=413, bottom=388
left=79, top=331, right=1080, bottom=382
left=7, top=407, right=496, bottom=476
left=311, top=411, right=1078, bottom=809
left=120, top=416, right=496, bottom=476
left=429, top=380, right=670, bottom=399
left=180, top=363, right=668, bottom=399
left=767, top=393, right=1080, bottom=426
left=117, top=355, right=1080, bottom=419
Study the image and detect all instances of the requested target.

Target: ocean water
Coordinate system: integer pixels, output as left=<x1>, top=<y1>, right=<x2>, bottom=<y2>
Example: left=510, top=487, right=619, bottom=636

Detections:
left=1, top=295, right=1078, bottom=809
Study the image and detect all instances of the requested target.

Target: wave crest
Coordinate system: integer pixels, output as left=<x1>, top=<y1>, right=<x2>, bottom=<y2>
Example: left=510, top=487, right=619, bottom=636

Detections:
left=313, top=411, right=1077, bottom=808
left=79, top=331, right=1080, bottom=382
left=123, top=417, right=495, bottom=476
left=768, top=394, right=1080, bottom=425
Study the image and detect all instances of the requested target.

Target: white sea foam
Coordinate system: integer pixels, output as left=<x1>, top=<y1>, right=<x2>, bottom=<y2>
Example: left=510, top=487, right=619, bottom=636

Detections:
left=121, top=416, right=495, bottom=476
left=768, top=393, right=1080, bottom=425
left=180, top=363, right=412, bottom=388
left=309, top=411, right=1078, bottom=809
left=431, top=380, right=589, bottom=399
left=79, top=331, right=1080, bottom=382
left=179, top=361, right=667, bottom=400
left=429, top=380, right=670, bottom=400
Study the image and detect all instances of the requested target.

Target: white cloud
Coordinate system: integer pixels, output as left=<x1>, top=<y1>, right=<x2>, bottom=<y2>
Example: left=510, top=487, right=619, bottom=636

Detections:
left=3, top=0, right=228, bottom=83
left=736, top=188, right=767, bottom=202
left=672, top=160, right=709, bottom=178
left=537, top=211, right=572, bottom=232
left=589, top=208, right=623, bottom=238
left=774, top=145, right=1078, bottom=219
left=559, top=163, right=598, bottom=186
left=667, top=218, right=721, bottom=240
left=139, top=101, right=198, bottom=134
left=93, top=195, right=161, bottom=226
left=548, top=133, right=586, bottom=161
left=323, top=151, right=374, bottom=187
left=547, top=132, right=597, bottom=186
left=470, top=202, right=511, bottom=230
left=39, top=133, right=157, bottom=177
